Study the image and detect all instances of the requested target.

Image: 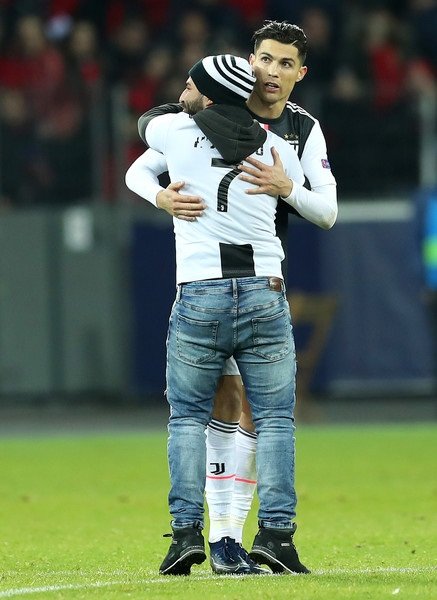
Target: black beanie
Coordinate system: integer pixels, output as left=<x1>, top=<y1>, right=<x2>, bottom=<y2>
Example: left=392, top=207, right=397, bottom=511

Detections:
left=189, top=54, right=255, bottom=106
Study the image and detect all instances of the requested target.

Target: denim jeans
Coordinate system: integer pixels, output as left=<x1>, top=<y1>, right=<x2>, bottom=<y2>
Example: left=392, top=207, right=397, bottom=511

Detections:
left=165, top=277, right=297, bottom=530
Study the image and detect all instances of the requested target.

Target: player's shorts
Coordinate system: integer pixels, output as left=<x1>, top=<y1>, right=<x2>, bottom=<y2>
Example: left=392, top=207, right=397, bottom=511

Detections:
left=222, top=356, right=241, bottom=376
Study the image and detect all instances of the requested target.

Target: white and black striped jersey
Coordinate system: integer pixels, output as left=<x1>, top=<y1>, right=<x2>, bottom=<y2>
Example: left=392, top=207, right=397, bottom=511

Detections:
left=137, top=111, right=305, bottom=284
left=248, top=101, right=337, bottom=248
left=137, top=102, right=337, bottom=247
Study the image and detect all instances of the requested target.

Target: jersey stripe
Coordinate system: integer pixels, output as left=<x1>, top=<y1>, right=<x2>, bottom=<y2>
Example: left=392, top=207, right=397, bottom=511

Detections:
left=219, top=243, right=255, bottom=278
left=286, top=101, right=317, bottom=122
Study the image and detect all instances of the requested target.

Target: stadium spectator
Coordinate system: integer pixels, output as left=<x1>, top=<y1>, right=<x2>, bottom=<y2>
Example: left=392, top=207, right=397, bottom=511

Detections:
left=124, top=47, right=174, bottom=166
left=0, top=88, right=51, bottom=208
left=0, top=14, right=94, bottom=205
left=64, top=20, right=102, bottom=91
left=106, top=17, right=150, bottom=86
left=296, top=6, right=337, bottom=115
left=408, top=0, right=437, bottom=73
left=0, top=14, right=66, bottom=119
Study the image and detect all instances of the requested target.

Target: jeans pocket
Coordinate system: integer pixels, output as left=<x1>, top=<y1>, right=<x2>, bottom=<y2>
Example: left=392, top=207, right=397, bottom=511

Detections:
left=176, top=313, right=219, bottom=364
left=252, top=309, right=292, bottom=360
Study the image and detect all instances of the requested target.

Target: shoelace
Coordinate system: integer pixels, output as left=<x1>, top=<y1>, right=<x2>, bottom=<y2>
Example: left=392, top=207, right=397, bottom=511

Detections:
left=235, top=544, right=257, bottom=566
left=225, top=539, right=249, bottom=563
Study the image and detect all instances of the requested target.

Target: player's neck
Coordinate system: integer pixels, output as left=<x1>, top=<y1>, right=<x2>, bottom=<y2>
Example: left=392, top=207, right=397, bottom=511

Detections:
left=246, top=95, right=286, bottom=120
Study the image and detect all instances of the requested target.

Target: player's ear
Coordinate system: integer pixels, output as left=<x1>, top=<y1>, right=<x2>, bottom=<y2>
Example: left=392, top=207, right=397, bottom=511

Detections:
left=248, top=53, right=255, bottom=66
left=296, top=66, right=308, bottom=82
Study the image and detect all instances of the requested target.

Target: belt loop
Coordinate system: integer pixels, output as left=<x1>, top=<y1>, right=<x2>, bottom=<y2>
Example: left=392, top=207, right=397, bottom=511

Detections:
left=176, top=284, right=182, bottom=301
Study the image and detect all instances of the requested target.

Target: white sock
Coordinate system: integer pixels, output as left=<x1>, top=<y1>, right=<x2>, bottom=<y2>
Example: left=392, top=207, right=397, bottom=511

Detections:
left=205, top=419, right=238, bottom=543
left=230, top=425, right=257, bottom=544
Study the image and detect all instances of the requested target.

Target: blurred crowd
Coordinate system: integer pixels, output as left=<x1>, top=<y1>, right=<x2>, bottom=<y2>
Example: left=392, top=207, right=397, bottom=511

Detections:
left=0, top=0, right=436, bottom=208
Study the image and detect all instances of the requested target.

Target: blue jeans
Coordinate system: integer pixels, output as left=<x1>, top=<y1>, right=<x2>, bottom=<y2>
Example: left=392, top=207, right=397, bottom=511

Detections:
left=165, top=277, right=297, bottom=530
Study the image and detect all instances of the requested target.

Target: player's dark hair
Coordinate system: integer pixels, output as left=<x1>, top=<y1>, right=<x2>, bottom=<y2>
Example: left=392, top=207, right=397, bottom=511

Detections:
left=252, top=20, right=308, bottom=64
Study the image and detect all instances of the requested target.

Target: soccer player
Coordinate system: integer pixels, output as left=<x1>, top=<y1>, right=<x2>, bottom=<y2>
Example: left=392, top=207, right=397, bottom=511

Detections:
left=126, top=53, right=314, bottom=576
left=135, top=21, right=337, bottom=574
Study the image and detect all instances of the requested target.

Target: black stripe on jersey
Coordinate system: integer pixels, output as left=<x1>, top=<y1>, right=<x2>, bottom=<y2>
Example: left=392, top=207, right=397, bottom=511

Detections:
left=212, top=158, right=240, bottom=212
left=284, top=102, right=316, bottom=160
left=138, top=102, right=183, bottom=144
left=219, top=243, right=255, bottom=278
left=217, top=170, right=237, bottom=211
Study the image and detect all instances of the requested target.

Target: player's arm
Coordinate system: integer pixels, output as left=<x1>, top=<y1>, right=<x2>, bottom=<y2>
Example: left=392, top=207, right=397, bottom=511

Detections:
left=280, top=180, right=337, bottom=230
left=238, top=145, right=337, bottom=230
left=238, top=125, right=337, bottom=230
left=125, top=147, right=168, bottom=206
left=281, top=121, right=337, bottom=229
left=136, top=106, right=205, bottom=218
left=138, top=103, right=183, bottom=144
left=125, top=149, right=205, bottom=220
left=239, top=146, right=295, bottom=198
left=274, top=140, right=337, bottom=230
left=126, top=116, right=205, bottom=220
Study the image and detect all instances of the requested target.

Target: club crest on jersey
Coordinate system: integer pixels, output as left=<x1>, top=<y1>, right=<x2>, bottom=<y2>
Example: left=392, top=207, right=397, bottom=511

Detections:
left=284, top=133, right=299, bottom=152
left=321, top=158, right=331, bottom=169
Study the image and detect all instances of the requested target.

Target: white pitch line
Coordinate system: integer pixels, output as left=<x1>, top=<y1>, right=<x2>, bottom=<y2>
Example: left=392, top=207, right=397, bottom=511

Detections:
left=312, top=566, right=437, bottom=576
left=0, top=566, right=436, bottom=598
left=0, top=581, right=126, bottom=599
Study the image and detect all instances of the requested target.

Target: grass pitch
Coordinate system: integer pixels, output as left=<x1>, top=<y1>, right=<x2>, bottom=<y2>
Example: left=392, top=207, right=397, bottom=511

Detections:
left=0, top=421, right=436, bottom=599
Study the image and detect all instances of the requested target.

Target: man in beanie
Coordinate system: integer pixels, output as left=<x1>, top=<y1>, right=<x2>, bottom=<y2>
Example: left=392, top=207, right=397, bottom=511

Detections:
left=126, top=53, right=309, bottom=576
left=135, top=21, right=337, bottom=576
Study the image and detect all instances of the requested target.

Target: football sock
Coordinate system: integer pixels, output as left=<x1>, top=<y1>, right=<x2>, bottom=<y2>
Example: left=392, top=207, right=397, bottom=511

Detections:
left=205, top=418, right=238, bottom=543
left=230, top=425, right=257, bottom=544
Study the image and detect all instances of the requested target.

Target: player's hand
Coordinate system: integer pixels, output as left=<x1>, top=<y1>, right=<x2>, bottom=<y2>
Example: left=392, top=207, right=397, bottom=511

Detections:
left=238, top=147, right=293, bottom=198
left=156, top=182, right=205, bottom=221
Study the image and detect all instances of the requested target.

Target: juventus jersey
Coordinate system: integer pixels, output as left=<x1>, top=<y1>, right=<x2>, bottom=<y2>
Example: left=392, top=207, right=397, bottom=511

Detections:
left=145, top=111, right=305, bottom=284
left=248, top=101, right=336, bottom=248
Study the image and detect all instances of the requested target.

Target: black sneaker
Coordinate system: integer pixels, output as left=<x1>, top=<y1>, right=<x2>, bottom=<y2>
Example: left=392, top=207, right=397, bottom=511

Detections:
left=209, top=537, right=251, bottom=575
left=231, top=540, right=271, bottom=575
left=159, top=525, right=206, bottom=575
left=249, top=523, right=310, bottom=574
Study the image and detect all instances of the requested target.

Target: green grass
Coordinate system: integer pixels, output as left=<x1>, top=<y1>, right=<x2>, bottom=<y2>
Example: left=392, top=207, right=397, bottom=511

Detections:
left=0, top=423, right=436, bottom=599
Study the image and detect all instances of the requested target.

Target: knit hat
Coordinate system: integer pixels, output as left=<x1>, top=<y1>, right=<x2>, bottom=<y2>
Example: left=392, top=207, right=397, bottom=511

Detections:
left=189, top=54, right=255, bottom=107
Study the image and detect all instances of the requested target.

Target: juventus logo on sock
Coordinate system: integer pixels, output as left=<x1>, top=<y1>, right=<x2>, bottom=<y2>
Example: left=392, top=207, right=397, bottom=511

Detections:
left=209, top=462, right=226, bottom=475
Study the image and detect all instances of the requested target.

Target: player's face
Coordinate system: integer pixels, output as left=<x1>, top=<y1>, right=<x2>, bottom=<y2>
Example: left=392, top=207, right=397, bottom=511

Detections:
left=179, top=77, right=208, bottom=115
left=249, top=39, right=307, bottom=108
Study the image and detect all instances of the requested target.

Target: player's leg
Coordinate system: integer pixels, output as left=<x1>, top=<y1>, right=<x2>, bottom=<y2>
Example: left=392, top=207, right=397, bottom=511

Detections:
left=206, top=362, right=268, bottom=574
left=230, top=390, right=258, bottom=544
left=206, top=367, right=243, bottom=544
left=206, top=360, right=259, bottom=573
